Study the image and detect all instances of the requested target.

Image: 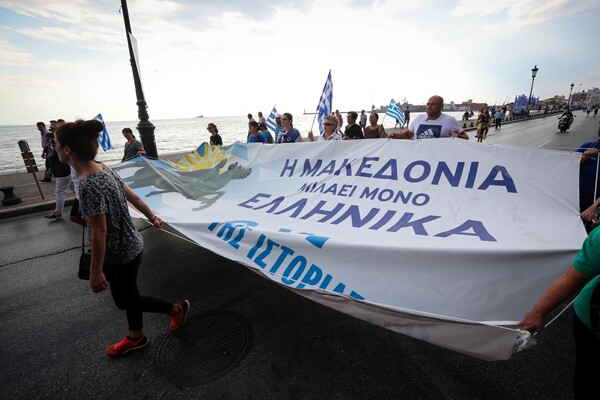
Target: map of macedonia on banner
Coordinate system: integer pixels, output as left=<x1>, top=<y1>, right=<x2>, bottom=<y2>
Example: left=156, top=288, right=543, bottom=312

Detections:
left=113, top=138, right=586, bottom=361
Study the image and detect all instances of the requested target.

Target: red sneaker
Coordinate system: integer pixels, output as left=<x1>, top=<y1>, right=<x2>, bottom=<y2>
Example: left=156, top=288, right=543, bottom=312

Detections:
left=105, top=335, right=148, bottom=357
left=170, top=300, right=190, bottom=331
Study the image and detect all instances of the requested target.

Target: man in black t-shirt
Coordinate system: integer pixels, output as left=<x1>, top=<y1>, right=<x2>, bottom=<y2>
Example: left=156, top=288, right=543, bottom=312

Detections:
left=344, top=111, right=363, bottom=139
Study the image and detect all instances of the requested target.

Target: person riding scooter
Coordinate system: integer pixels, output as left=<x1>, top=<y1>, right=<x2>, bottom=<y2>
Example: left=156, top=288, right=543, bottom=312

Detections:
left=560, top=109, right=574, bottom=124
left=558, top=109, right=574, bottom=132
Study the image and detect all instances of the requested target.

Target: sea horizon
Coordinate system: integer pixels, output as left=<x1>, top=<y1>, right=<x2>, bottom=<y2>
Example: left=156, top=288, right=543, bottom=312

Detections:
left=0, top=111, right=468, bottom=175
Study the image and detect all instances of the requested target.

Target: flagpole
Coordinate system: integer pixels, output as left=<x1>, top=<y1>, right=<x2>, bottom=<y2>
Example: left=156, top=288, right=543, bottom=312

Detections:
left=121, top=0, right=158, bottom=158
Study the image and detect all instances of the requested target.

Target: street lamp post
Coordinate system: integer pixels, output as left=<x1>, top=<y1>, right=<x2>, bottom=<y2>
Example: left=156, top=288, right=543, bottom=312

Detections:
left=527, top=65, right=539, bottom=117
left=120, top=0, right=158, bottom=158
left=568, top=83, right=574, bottom=109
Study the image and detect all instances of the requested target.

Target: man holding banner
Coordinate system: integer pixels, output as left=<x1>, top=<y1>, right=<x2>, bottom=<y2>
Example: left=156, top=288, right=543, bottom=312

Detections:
left=391, top=95, right=468, bottom=140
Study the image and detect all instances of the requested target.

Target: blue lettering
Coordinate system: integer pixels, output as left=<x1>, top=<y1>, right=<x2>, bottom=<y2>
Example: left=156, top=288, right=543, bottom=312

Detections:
left=269, top=246, right=295, bottom=274
left=280, top=159, right=297, bottom=177
left=323, top=184, right=338, bottom=195
left=435, top=220, right=497, bottom=242
left=300, top=264, right=323, bottom=286
left=373, top=159, right=398, bottom=180
left=466, top=162, right=478, bottom=188
left=301, top=159, right=323, bottom=177
left=432, top=161, right=464, bottom=187
left=318, top=160, right=337, bottom=176
left=298, top=182, right=315, bottom=193
left=334, top=159, right=352, bottom=176
left=350, top=290, right=365, bottom=300
left=247, top=233, right=266, bottom=260
left=254, top=195, right=287, bottom=213
left=404, top=160, right=430, bottom=183
left=356, top=157, right=379, bottom=178
left=331, top=205, right=380, bottom=227
left=274, top=198, right=308, bottom=217
left=369, top=210, right=397, bottom=230
left=387, top=212, right=441, bottom=235
left=281, top=256, right=307, bottom=285
left=300, top=200, right=345, bottom=222
left=254, top=239, right=280, bottom=268
left=238, top=193, right=271, bottom=209
left=319, top=274, right=333, bottom=289
left=360, top=186, right=378, bottom=200
left=338, top=184, right=353, bottom=197
left=478, top=166, right=517, bottom=193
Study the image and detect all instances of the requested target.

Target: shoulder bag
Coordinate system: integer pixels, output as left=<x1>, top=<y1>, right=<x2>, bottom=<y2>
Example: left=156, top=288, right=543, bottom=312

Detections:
left=78, top=223, right=122, bottom=282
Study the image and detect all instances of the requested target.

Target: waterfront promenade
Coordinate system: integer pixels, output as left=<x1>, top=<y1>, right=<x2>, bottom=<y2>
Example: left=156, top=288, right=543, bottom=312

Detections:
left=0, top=109, right=561, bottom=220
left=0, top=111, right=595, bottom=399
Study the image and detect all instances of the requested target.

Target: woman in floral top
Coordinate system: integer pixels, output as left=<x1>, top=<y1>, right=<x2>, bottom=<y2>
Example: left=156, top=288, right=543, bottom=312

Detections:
left=54, top=119, right=190, bottom=357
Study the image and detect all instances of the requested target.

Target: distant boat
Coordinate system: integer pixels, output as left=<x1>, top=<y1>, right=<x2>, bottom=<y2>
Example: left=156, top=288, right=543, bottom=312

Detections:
left=196, top=115, right=204, bottom=118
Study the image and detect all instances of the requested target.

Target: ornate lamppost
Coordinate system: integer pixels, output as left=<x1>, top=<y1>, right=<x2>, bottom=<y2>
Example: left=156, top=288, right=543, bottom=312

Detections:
left=568, top=83, right=574, bottom=110
left=527, top=65, right=539, bottom=117
left=120, top=0, right=158, bottom=158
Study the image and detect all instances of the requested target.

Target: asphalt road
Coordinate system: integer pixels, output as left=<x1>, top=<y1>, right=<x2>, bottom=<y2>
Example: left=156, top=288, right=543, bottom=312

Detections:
left=2, top=112, right=599, bottom=399
left=479, top=111, right=596, bottom=150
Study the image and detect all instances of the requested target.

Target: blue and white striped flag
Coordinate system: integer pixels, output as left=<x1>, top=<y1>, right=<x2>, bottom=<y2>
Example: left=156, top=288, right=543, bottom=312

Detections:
left=386, top=99, right=404, bottom=126
left=317, top=70, right=333, bottom=134
left=265, top=105, right=285, bottom=143
left=265, top=105, right=278, bottom=134
left=93, top=113, right=113, bottom=152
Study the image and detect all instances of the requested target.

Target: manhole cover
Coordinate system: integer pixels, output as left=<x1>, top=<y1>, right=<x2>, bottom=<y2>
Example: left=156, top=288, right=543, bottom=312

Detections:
left=155, top=311, right=252, bottom=385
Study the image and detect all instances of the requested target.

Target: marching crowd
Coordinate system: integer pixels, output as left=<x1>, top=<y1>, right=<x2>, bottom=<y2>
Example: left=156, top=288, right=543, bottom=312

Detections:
left=205, top=95, right=471, bottom=145
left=33, top=95, right=600, bottom=397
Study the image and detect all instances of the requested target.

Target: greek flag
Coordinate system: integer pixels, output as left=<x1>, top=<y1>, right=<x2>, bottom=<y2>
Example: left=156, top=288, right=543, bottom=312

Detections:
left=94, top=113, right=113, bottom=152
left=386, top=99, right=404, bottom=126
left=317, top=70, right=333, bottom=134
left=266, top=105, right=278, bottom=134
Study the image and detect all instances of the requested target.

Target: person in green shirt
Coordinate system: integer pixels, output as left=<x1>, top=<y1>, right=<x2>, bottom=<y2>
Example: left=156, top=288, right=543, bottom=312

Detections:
left=521, top=228, right=600, bottom=399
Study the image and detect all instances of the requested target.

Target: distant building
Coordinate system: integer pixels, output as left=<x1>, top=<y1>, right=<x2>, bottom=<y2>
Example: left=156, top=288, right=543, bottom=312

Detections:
left=587, top=88, right=600, bottom=106
left=457, top=100, right=488, bottom=112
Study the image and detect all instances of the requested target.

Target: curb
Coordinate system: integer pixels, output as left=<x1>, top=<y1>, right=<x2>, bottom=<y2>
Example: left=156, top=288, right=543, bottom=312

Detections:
left=0, top=198, right=75, bottom=220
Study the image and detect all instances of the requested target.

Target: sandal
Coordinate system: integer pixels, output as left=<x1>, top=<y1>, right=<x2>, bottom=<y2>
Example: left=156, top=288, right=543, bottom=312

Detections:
left=44, top=212, right=62, bottom=219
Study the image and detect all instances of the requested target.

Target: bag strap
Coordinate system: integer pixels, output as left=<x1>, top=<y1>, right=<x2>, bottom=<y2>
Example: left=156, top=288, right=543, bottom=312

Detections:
left=81, top=225, right=86, bottom=254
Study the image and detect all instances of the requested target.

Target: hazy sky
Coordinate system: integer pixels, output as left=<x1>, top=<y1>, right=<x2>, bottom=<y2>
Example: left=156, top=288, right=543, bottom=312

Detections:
left=1, top=0, right=599, bottom=125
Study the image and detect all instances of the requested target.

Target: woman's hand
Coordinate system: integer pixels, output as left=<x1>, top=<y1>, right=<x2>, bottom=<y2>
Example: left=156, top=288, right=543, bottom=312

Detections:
left=581, top=204, right=597, bottom=221
left=90, top=272, right=108, bottom=293
left=151, top=215, right=165, bottom=229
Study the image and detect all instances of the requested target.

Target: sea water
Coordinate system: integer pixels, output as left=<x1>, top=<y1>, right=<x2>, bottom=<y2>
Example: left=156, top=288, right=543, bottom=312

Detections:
left=0, top=111, right=467, bottom=174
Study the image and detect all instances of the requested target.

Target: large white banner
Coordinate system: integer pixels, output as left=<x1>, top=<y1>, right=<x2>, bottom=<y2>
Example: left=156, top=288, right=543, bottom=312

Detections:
left=114, top=139, right=586, bottom=361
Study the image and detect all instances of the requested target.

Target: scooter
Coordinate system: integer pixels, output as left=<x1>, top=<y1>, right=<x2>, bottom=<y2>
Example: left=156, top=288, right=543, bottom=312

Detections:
left=558, top=115, right=574, bottom=132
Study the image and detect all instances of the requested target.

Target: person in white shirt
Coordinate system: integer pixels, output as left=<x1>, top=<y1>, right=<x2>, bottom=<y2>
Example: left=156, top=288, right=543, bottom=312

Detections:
left=308, top=115, right=342, bottom=141
left=390, top=95, right=469, bottom=140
